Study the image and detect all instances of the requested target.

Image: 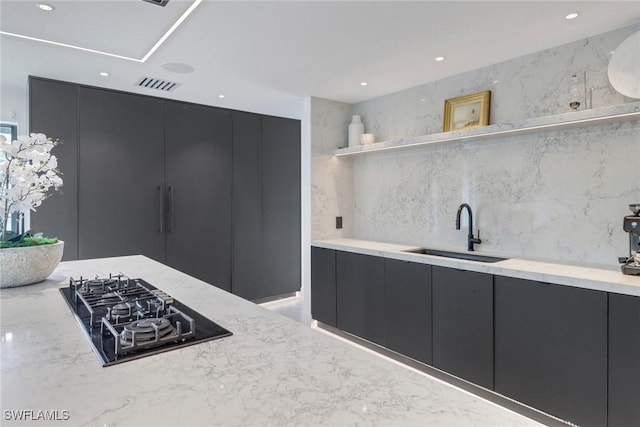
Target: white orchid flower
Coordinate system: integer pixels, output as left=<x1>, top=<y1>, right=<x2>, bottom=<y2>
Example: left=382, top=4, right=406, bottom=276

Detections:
left=1, top=133, right=63, bottom=240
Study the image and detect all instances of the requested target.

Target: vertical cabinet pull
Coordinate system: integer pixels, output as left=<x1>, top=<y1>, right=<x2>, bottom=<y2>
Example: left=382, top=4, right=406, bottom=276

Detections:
left=167, top=186, right=174, bottom=233
left=158, top=185, right=165, bottom=234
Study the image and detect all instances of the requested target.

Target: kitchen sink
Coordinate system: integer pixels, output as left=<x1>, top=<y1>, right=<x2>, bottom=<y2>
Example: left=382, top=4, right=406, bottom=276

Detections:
left=403, top=247, right=508, bottom=263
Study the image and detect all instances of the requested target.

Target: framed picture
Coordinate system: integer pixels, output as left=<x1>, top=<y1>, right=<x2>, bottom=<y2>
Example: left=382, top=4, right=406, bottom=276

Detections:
left=443, top=90, right=491, bottom=132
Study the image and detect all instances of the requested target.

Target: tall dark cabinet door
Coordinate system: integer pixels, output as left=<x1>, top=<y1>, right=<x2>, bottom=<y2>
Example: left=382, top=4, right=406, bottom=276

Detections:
left=336, top=251, right=385, bottom=346
left=77, top=88, right=165, bottom=262
left=494, top=277, right=607, bottom=427
left=432, top=266, right=493, bottom=389
left=231, top=112, right=262, bottom=298
left=384, top=259, right=432, bottom=364
left=231, top=114, right=301, bottom=300
left=608, top=293, right=640, bottom=427
left=165, top=102, right=232, bottom=291
left=259, top=116, right=301, bottom=299
left=29, top=77, right=79, bottom=261
left=311, top=247, right=337, bottom=327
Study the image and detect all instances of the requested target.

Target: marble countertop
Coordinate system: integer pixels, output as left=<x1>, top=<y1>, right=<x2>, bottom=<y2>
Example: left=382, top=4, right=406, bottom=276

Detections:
left=0, top=255, right=541, bottom=427
left=312, top=238, right=640, bottom=297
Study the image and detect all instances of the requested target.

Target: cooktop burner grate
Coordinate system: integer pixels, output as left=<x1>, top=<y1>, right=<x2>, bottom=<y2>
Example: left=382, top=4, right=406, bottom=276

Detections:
left=60, top=275, right=232, bottom=366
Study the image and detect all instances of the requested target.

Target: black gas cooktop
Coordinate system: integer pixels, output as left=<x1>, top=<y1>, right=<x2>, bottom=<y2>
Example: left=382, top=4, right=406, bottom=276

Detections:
left=60, top=274, right=232, bottom=367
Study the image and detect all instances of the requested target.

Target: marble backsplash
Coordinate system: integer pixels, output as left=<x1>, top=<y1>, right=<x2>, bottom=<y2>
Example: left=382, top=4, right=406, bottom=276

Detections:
left=351, top=119, right=640, bottom=266
left=311, top=24, right=640, bottom=266
left=352, top=24, right=639, bottom=143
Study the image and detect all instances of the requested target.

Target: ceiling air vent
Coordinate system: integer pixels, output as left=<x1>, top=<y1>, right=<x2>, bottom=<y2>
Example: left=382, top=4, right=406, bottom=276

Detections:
left=135, top=77, right=180, bottom=92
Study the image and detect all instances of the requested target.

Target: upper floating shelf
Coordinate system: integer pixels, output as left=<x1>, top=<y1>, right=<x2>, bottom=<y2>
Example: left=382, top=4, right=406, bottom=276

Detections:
left=333, top=102, right=640, bottom=157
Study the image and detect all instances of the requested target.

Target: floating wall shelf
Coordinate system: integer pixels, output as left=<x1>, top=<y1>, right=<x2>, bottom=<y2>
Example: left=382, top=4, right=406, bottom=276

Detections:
left=333, top=102, right=640, bottom=157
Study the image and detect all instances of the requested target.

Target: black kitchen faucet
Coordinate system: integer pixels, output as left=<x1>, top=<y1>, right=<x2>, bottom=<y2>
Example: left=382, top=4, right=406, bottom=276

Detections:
left=456, top=203, right=481, bottom=251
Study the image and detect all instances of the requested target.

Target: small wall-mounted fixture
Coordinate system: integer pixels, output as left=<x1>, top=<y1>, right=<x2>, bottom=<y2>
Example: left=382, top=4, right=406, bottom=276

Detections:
left=142, top=0, right=169, bottom=6
left=569, top=71, right=586, bottom=110
left=36, top=3, right=54, bottom=11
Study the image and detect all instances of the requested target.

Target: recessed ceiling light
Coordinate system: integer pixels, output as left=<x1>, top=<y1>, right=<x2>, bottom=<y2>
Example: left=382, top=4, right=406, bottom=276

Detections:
left=565, top=12, right=579, bottom=20
left=218, top=94, right=225, bottom=99
left=37, top=3, right=54, bottom=11
left=435, top=56, right=445, bottom=62
left=360, top=82, right=368, bottom=86
left=99, top=72, right=110, bottom=77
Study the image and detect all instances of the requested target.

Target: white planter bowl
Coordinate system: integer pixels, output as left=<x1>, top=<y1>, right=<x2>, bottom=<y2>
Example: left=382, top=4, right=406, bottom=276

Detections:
left=0, top=241, right=64, bottom=288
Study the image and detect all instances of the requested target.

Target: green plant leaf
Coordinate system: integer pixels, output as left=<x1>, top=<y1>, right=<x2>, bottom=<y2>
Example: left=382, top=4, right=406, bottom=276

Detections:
left=0, top=236, right=58, bottom=249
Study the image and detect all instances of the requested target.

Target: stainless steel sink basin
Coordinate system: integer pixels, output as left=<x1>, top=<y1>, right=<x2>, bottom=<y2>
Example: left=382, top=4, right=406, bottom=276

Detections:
left=403, top=248, right=507, bottom=263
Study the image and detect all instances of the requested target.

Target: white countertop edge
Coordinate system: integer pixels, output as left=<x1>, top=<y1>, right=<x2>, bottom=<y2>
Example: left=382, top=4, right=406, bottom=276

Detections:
left=312, top=238, right=640, bottom=297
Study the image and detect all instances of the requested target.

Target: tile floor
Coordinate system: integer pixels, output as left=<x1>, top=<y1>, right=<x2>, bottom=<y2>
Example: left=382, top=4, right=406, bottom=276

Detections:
left=259, top=293, right=306, bottom=323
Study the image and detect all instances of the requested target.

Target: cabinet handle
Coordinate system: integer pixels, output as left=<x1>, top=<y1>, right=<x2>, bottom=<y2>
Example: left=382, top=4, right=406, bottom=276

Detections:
left=167, top=186, right=174, bottom=233
left=158, top=185, right=165, bottom=234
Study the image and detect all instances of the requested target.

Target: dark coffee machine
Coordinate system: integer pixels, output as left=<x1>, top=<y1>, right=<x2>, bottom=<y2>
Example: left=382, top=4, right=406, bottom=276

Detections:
left=619, top=203, right=640, bottom=276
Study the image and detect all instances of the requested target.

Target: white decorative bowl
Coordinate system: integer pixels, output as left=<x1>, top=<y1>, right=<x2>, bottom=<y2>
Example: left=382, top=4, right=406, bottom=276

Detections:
left=360, top=133, right=376, bottom=144
left=0, top=241, right=64, bottom=288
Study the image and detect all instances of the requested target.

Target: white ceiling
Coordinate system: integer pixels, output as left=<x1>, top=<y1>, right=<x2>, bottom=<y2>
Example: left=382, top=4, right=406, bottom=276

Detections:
left=1, top=1, right=639, bottom=119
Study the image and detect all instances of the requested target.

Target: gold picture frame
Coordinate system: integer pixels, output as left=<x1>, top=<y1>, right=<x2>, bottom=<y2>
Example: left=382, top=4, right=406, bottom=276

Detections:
left=443, top=90, right=491, bottom=132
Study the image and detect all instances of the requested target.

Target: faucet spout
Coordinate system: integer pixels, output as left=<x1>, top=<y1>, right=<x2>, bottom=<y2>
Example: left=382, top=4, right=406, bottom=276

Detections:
left=456, top=203, right=481, bottom=251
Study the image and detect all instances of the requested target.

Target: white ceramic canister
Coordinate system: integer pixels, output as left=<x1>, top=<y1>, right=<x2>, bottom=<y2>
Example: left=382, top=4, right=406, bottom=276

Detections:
left=348, top=115, right=364, bottom=148
left=360, top=133, right=375, bottom=144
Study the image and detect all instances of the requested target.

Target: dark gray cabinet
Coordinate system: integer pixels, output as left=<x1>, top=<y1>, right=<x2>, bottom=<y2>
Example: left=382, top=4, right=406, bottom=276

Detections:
left=494, top=276, right=607, bottom=427
left=311, top=247, right=337, bottom=327
left=30, top=77, right=300, bottom=298
left=260, top=116, right=301, bottom=298
left=164, top=101, right=232, bottom=290
left=608, top=292, right=640, bottom=427
left=231, top=113, right=301, bottom=300
left=312, top=246, right=637, bottom=427
left=336, top=251, right=385, bottom=346
left=384, top=258, right=432, bottom=364
left=232, top=112, right=262, bottom=298
left=432, top=266, right=493, bottom=389
left=29, top=78, right=79, bottom=261
left=77, top=87, right=166, bottom=262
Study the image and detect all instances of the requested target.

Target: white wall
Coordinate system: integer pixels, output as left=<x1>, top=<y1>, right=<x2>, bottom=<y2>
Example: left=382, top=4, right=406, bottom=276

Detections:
left=310, top=97, right=355, bottom=240
left=311, top=24, right=640, bottom=267
left=0, top=84, right=27, bottom=132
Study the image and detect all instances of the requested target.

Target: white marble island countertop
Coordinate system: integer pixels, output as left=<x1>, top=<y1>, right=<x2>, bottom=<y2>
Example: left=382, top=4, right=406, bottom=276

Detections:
left=1, top=255, right=541, bottom=427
